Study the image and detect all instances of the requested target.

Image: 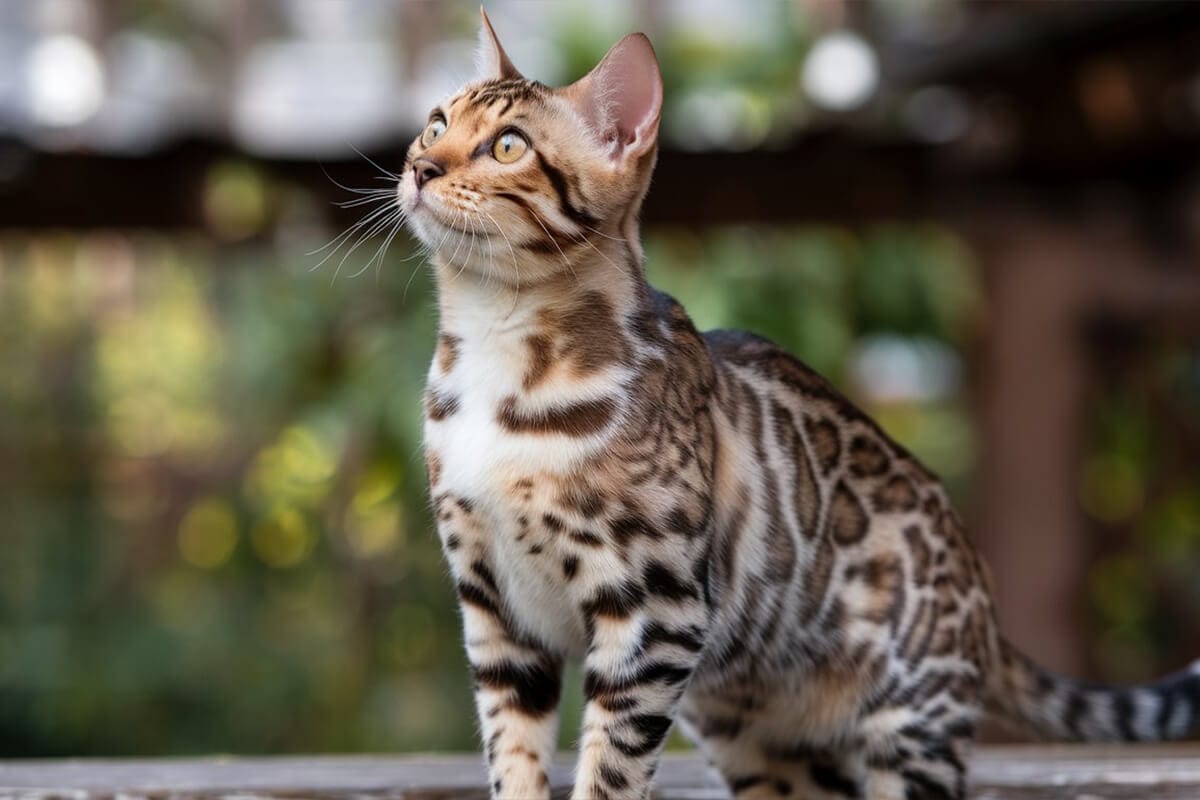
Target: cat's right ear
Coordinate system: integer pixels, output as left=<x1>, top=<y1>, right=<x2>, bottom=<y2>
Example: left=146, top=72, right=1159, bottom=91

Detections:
left=564, top=33, right=663, bottom=166
left=476, top=8, right=522, bottom=81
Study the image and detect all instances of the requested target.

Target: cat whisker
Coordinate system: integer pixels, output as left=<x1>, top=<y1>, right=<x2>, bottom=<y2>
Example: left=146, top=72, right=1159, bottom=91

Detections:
left=320, top=163, right=397, bottom=196
left=461, top=211, right=481, bottom=286
left=573, top=228, right=628, bottom=278
left=526, top=206, right=576, bottom=279
left=373, top=220, right=406, bottom=285
left=364, top=218, right=405, bottom=283
left=445, top=210, right=473, bottom=278
left=468, top=211, right=494, bottom=285
left=347, top=142, right=401, bottom=181
left=308, top=196, right=397, bottom=257
left=334, top=190, right=399, bottom=210
left=330, top=206, right=405, bottom=286
left=465, top=215, right=489, bottom=293
left=347, top=206, right=408, bottom=281
left=580, top=222, right=628, bottom=243
left=307, top=200, right=404, bottom=274
left=308, top=163, right=404, bottom=276
left=405, top=222, right=454, bottom=302
left=480, top=210, right=522, bottom=315
left=469, top=214, right=496, bottom=296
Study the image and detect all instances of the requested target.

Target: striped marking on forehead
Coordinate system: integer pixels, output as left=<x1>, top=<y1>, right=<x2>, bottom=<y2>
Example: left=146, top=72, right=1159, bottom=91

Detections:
left=458, top=78, right=550, bottom=116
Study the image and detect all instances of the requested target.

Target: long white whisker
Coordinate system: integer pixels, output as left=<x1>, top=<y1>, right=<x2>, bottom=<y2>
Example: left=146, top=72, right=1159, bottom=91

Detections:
left=572, top=228, right=627, bottom=277
left=329, top=208, right=403, bottom=285
left=526, top=206, right=575, bottom=278
left=348, top=142, right=401, bottom=180
left=482, top=210, right=521, bottom=315
left=477, top=212, right=499, bottom=293
left=334, top=190, right=398, bottom=209
left=407, top=220, right=455, bottom=300
left=372, top=218, right=407, bottom=285
left=320, top=164, right=396, bottom=196
left=456, top=212, right=478, bottom=284
left=580, top=221, right=628, bottom=243
left=331, top=207, right=404, bottom=286
left=446, top=211, right=471, bottom=277
left=307, top=200, right=402, bottom=270
left=452, top=211, right=480, bottom=288
left=469, top=213, right=493, bottom=295
left=348, top=210, right=407, bottom=281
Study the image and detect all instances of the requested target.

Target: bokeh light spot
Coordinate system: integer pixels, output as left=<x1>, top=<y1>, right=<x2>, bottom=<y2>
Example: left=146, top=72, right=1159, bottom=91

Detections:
left=252, top=508, right=313, bottom=568
left=178, top=497, right=239, bottom=568
left=345, top=501, right=403, bottom=559
left=245, top=425, right=336, bottom=510
left=352, top=462, right=402, bottom=512
left=801, top=32, right=879, bottom=112
left=204, top=161, right=270, bottom=241
left=1079, top=454, right=1144, bottom=524
left=27, top=34, right=105, bottom=127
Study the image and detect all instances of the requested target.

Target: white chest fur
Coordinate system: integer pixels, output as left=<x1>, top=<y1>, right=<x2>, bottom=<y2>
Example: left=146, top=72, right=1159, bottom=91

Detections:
left=424, top=323, right=625, bottom=655
left=424, top=337, right=613, bottom=504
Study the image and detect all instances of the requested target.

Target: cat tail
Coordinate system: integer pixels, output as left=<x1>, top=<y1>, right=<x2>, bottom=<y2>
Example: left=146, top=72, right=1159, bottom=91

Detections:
left=985, top=638, right=1200, bottom=741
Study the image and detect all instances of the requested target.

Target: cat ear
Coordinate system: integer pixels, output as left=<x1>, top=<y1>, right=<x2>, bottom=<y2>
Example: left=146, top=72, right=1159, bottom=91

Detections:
left=566, top=33, right=663, bottom=163
left=476, top=8, right=522, bottom=81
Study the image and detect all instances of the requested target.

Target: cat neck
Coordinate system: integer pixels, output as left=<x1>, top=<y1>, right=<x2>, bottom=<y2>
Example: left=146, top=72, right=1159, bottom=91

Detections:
left=432, top=237, right=646, bottom=343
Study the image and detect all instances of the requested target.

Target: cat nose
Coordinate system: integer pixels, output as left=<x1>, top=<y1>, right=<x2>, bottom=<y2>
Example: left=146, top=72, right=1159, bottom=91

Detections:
left=413, top=158, right=445, bottom=189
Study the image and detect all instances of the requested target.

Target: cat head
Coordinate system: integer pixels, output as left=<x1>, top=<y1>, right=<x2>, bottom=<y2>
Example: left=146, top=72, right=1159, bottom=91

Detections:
left=399, top=9, right=662, bottom=285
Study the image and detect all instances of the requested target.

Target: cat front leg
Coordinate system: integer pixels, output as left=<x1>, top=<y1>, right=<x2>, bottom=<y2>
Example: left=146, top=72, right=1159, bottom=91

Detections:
left=571, top=578, right=708, bottom=800
left=460, top=567, right=563, bottom=800
left=470, top=634, right=563, bottom=800
left=436, top=495, right=563, bottom=800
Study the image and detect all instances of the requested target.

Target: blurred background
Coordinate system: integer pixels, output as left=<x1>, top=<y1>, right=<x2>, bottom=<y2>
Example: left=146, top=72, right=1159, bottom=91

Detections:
left=2, top=0, right=1199, bottom=757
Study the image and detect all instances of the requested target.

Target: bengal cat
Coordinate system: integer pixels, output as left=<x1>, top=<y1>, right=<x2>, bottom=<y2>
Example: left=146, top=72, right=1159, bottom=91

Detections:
left=398, top=11, right=1200, bottom=800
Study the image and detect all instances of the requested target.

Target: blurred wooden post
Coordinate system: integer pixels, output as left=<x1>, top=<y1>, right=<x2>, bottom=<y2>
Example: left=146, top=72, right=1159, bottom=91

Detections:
left=970, top=203, right=1200, bottom=678
left=972, top=214, right=1091, bottom=675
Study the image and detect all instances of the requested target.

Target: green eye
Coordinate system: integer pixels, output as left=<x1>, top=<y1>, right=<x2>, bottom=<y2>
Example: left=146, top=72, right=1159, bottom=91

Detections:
left=492, top=130, right=528, bottom=163
left=421, top=116, right=447, bottom=147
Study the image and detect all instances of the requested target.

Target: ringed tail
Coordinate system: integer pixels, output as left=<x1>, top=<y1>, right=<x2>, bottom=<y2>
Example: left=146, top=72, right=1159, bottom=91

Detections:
left=986, top=638, right=1200, bottom=741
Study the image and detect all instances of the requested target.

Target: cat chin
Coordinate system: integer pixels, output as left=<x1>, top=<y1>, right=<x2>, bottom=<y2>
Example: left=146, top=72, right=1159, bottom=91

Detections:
left=405, top=214, right=509, bottom=279
left=405, top=206, right=461, bottom=248
left=402, top=216, right=437, bottom=249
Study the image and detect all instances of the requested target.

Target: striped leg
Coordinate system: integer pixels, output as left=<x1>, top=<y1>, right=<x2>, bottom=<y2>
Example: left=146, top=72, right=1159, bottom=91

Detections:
left=859, top=714, right=973, bottom=800
left=679, top=693, right=861, bottom=800
left=678, top=693, right=778, bottom=799
left=436, top=495, right=563, bottom=800
left=764, top=747, right=863, bottom=800
left=855, top=667, right=979, bottom=800
left=572, top=592, right=707, bottom=799
left=462, top=591, right=563, bottom=800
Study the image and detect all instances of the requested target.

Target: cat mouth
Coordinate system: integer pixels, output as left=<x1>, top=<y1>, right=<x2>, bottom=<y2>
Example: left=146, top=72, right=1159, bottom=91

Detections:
left=412, top=201, right=490, bottom=238
left=403, top=182, right=490, bottom=238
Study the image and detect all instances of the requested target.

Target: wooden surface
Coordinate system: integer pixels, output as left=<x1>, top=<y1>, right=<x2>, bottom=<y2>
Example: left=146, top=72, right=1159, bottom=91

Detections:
left=2, top=746, right=1200, bottom=799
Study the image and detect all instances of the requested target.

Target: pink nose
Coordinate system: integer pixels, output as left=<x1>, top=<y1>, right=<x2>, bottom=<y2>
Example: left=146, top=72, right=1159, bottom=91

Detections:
left=413, top=158, right=445, bottom=189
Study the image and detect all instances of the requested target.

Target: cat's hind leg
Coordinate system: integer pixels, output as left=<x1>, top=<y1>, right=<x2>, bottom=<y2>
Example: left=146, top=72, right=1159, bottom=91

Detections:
left=677, top=691, right=783, bottom=799
left=679, top=692, right=862, bottom=800
left=856, top=697, right=977, bottom=800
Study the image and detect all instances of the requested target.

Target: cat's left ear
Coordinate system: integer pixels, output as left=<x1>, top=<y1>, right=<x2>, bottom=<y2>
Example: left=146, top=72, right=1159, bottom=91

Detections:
left=476, top=8, right=522, bottom=81
left=565, top=33, right=663, bottom=164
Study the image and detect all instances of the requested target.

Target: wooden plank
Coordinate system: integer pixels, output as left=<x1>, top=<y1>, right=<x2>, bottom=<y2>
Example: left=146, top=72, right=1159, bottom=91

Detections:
left=2, top=746, right=1200, bottom=799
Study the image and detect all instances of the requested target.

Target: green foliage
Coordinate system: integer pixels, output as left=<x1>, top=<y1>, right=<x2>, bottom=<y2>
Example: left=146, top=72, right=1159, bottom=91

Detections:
left=1085, top=354, right=1200, bottom=681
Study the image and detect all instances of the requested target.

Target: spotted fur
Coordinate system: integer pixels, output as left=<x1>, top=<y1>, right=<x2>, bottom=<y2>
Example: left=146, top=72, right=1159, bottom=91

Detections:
left=398, top=12, right=1200, bottom=800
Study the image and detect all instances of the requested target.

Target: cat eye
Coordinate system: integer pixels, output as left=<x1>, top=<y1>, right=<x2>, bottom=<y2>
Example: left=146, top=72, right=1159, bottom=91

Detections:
left=421, top=116, right=447, bottom=147
left=492, top=130, right=528, bottom=163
